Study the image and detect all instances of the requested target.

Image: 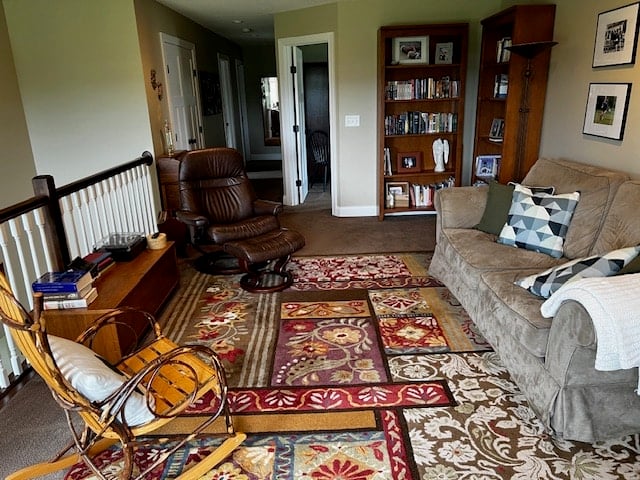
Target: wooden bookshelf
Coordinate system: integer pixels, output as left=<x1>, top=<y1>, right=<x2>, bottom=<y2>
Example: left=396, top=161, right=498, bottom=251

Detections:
left=377, top=23, right=468, bottom=220
left=472, top=5, right=556, bottom=185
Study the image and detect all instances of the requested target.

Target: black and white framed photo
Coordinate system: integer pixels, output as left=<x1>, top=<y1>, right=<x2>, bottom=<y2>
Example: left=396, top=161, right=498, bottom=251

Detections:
left=392, top=36, right=428, bottom=64
left=489, top=118, right=505, bottom=141
left=435, top=42, right=453, bottom=64
left=592, top=2, right=640, bottom=67
left=582, top=83, right=632, bottom=140
left=396, top=151, right=422, bottom=173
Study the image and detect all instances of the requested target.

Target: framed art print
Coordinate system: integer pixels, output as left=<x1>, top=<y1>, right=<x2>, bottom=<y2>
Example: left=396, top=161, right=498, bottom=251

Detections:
left=396, top=151, right=422, bottom=173
left=392, top=36, right=429, bottom=64
left=592, top=2, right=640, bottom=67
left=582, top=83, right=632, bottom=140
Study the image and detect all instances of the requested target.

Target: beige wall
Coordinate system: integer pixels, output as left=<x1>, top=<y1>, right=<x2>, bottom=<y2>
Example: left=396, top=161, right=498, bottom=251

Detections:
left=276, top=1, right=501, bottom=214
left=541, top=0, right=640, bottom=178
left=134, top=0, right=243, bottom=155
left=0, top=2, right=36, bottom=207
left=4, top=0, right=153, bottom=186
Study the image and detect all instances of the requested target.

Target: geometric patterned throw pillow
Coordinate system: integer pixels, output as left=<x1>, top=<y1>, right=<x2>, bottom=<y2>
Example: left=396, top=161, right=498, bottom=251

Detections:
left=515, top=245, right=640, bottom=298
left=497, top=184, right=580, bottom=258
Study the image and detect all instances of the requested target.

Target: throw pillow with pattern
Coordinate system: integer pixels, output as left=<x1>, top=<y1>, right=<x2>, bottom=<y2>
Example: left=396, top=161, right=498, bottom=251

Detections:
left=516, top=245, right=640, bottom=298
left=497, top=184, right=580, bottom=258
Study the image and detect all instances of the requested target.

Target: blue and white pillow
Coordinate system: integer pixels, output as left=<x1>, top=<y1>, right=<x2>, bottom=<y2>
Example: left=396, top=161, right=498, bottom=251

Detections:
left=516, top=245, right=640, bottom=298
left=498, top=184, right=580, bottom=258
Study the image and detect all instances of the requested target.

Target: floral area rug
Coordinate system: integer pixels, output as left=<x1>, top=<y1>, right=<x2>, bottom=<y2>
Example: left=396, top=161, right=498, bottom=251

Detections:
left=65, top=253, right=640, bottom=479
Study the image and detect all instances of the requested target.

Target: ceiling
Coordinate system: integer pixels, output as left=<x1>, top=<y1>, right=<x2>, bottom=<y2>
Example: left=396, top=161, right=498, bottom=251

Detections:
left=155, top=0, right=338, bottom=46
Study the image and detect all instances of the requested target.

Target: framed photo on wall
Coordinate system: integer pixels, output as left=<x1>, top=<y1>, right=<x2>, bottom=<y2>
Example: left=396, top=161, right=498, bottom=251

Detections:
left=582, top=83, right=632, bottom=140
left=592, top=2, right=640, bottom=67
left=393, top=36, right=429, bottom=64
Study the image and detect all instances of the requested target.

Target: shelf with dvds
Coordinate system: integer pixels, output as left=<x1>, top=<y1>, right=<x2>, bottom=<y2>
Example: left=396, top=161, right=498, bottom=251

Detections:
left=378, top=23, right=468, bottom=220
left=472, top=4, right=556, bottom=185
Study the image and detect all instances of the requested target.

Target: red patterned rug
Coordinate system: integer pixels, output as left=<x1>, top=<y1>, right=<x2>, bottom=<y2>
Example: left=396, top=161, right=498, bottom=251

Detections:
left=65, top=253, right=640, bottom=479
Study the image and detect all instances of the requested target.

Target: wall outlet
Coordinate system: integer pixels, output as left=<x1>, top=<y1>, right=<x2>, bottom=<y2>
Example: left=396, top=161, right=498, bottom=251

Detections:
left=345, top=115, right=360, bottom=127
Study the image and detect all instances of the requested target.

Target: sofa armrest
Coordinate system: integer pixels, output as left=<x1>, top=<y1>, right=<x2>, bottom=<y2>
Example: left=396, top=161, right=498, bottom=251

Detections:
left=434, top=186, right=488, bottom=238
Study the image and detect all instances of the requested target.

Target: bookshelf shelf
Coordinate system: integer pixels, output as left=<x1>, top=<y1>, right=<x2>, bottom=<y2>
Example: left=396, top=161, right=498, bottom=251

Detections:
left=472, top=5, right=556, bottom=185
left=378, top=23, right=468, bottom=220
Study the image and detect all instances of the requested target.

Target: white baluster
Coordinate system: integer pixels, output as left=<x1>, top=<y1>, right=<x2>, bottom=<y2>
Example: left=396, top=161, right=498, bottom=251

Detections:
left=33, top=208, right=55, bottom=273
left=107, top=177, right=122, bottom=232
left=140, top=164, right=158, bottom=232
left=60, top=196, right=80, bottom=260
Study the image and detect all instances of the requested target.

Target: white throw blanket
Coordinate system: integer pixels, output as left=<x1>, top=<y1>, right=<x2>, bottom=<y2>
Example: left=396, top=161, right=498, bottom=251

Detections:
left=540, top=273, right=640, bottom=393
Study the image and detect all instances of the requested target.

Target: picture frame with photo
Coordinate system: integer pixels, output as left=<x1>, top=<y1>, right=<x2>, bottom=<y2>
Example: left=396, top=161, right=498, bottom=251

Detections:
left=385, top=181, right=410, bottom=208
left=435, top=42, right=454, bottom=64
left=489, top=118, right=505, bottom=141
left=582, top=83, right=632, bottom=140
left=475, top=154, right=501, bottom=179
left=393, top=36, right=429, bottom=64
left=396, top=151, right=422, bottom=173
left=592, top=2, right=640, bottom=67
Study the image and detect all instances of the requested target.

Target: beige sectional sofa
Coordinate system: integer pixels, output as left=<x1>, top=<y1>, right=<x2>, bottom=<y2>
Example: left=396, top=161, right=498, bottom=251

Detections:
left=429, top=157, right=640, bottom=443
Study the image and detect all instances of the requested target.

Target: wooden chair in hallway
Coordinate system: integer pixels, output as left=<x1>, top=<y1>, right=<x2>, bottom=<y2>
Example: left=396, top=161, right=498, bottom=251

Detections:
left=0, top=273, right=245, bottom=480
left=308, top=130, right=330, bottom=191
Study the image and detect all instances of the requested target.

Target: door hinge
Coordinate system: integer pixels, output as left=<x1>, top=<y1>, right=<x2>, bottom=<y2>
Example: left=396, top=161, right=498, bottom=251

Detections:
left=293, top=125, right=299, bottom=133
left=166, top=65, right=170, bottom=74
left=193, top=69, right=197, bottom=77
left=290, top=65, right=297, bottom=74
left=199, top=126, right=203, bottom=133
left=296, top=179, right=302, bottom=187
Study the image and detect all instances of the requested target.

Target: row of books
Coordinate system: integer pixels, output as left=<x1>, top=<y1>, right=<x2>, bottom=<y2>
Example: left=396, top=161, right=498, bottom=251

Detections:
left=496, top=36, right=512, bottom=63
left=31, top=250, right=115, bottom=310
left=385, top=76, right=460, bottom=101
left=385, top=177, right=456, bottom=209
left=384, top=112, right=458, bottom=136
left=494, top=74, right=508, bottom=99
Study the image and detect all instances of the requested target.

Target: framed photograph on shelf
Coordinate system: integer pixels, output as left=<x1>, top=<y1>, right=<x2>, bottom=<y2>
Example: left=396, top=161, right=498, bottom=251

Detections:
left=582, top=83, right=632, bottom=140
left=385, top=181, right=410, bottom=208
left=393, top=36, right=429, bottom=64
left=475, top=154, right=501, bottom=179
left=435, top=42, right=454, bottom=64
left=396, top=151, right=422, bottom=173
left=592, top=2, right=640, bottom=67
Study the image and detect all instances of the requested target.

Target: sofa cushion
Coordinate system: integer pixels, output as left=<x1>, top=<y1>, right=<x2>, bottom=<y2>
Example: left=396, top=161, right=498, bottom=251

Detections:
left=479, top=269, right=551, bottom=358
left=475, top=182, right=555, bottom=235
left=591, top=181, right=640, bottom=255
left=522, top=158, right=629, bottom=259
left=515, top=245, right=640, bottom=298
left=497, top=184, right=580, bottom=258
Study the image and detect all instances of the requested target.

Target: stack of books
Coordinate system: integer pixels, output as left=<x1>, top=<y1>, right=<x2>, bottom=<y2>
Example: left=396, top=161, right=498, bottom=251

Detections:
left=32, top=270, right=97, bottom=310
left=82, top=250, right=115, bottom=276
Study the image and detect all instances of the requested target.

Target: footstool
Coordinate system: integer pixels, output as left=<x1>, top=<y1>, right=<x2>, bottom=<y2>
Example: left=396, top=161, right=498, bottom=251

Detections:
left=223, top=228, right=305, bottom=293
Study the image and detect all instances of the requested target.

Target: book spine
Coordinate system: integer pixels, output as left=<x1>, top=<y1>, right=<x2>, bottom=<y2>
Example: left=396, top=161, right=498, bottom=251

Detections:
left=32, top=284, right=82, bottom=293
left=43, top=298, right=90, bottom=309
left=42, top=291, right=83, bottom=300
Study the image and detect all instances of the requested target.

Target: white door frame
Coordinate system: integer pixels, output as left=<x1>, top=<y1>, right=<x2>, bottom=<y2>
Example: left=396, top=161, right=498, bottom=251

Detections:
left=218, top=53, right=237, bottom=149
left=235, top=59, right=251, bottom=161
left=277, top=32, right=336, bottom=211
left=159, top=33, right=204, bottom=149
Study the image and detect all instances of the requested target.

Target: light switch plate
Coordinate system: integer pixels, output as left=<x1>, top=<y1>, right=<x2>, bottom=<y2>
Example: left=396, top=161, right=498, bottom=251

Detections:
left=345, top=115, right=360, bottom=127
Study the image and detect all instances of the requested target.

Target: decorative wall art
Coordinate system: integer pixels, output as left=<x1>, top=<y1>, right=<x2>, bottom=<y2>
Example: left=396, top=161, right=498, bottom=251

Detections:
left=582, top=83, right=632, bottom=140
left=592, top=2, right=640, bottom=67
left=392, top=36, right=429, bottom=64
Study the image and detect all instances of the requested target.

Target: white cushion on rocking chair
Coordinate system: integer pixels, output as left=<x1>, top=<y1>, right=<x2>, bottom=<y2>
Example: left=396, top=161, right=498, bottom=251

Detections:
left=49, top=335, right=155, bottom=426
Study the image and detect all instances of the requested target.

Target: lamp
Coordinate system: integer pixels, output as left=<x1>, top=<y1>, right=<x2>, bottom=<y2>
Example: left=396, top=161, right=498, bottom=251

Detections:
left=505, top=41, right=557, bottom=180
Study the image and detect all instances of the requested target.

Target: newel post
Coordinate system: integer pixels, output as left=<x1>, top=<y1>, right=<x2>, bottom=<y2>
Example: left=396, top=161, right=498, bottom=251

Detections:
left=32, top=175, right=71, bottom=268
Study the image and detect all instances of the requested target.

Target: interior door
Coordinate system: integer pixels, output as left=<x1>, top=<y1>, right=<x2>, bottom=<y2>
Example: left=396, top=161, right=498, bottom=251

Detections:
left=160, top=34, right=203, bottom=151
left=218, top=54, right=237, bottom=149
left=292, top=46, right=309, bottom=202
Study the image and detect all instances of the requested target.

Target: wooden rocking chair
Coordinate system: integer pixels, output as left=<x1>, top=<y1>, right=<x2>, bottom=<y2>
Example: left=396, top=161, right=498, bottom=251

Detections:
left=0, top=273, right=245, bottom=480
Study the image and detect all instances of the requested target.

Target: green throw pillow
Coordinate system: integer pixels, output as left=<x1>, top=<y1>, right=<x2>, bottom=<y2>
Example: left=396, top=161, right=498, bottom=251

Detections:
left=474, top=181, right=514, bottom=235
left=475, top=182, right=557, bottom=236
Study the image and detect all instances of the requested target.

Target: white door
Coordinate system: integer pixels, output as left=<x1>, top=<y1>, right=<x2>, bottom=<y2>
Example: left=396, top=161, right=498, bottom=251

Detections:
left=292, top=46, right=309, bottom=203
left=218, top=54, right=237, bottom=149
left=235, top=60, right=250, bottom=160
left=160, top=33, right=203, bottom=151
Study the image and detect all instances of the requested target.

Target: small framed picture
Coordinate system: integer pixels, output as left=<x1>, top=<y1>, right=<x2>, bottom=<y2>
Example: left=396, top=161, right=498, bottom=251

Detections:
left=393, top=36, right=429, bottom=64
left=386, top=181, right=410, bottom=208
left=396, top=151, right=422, bottom=173
left=592, top=2, right=640, bottom=67
left=475, top=155, right=501, bottom=178
left=582, top=83, right=632, bottom=140
left=435, top=42, right=454, bottom=64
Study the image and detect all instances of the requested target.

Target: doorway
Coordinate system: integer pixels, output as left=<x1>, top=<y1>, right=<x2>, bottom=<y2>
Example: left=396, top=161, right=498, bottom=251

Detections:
left=277, top=33, right=336, bottom=213
left=159, top=33, right=204, bottom=151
